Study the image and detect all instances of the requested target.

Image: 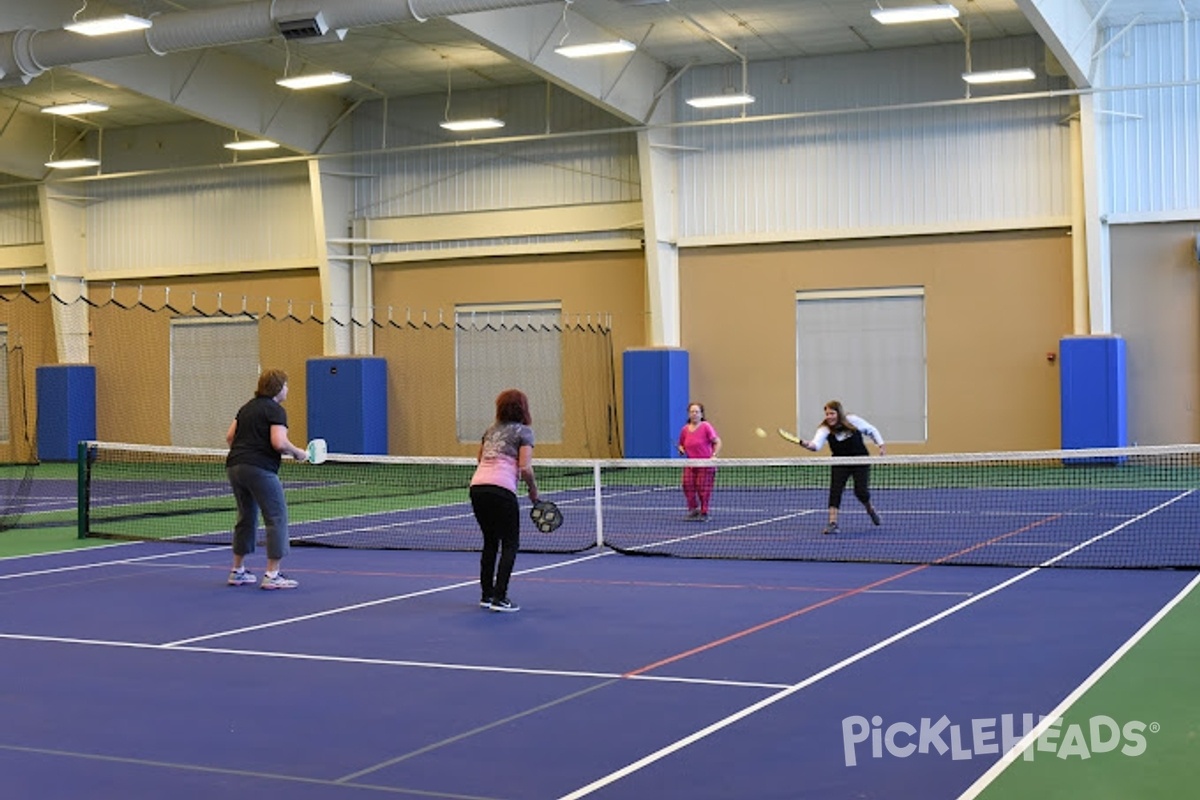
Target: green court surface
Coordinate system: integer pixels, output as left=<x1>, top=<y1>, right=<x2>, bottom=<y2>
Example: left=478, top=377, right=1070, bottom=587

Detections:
left=0, top=462, right=101, bottom=558
left=972, top=575, right=1200, bottom=799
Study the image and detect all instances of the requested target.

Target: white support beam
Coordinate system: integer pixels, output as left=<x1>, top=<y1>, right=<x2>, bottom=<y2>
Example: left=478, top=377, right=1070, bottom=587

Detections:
left=369, top=202, right=643, bottom=244
left=449, top=6, right=669, bottom=124
left=72, top=49, right=352, bottom=154
left=1078, top=92, right=1112, bottom=334
left=1015, top=0, right=1099, bottom=88
left=637, top=126, right=682, bottom=348
left=39, top=185, right=91, bottom=364
left=0, top=245, right=44, bottom=270
left=314, top=161, right=360, bottom=356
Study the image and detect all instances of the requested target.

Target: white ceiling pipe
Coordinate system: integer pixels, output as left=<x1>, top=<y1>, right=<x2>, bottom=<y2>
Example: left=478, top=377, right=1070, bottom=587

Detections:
left=0, top=0, right=546, bottom=80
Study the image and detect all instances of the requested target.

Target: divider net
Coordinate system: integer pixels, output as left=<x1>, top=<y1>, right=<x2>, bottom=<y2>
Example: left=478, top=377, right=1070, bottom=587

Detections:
left=79, top=441, right=1200, bottom=568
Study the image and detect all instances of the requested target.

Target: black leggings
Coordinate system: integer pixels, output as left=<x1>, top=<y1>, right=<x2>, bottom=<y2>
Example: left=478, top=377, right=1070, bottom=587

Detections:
left=829, top=464, right=871, bottom=509
left=469, top=485, right=520, bottom=602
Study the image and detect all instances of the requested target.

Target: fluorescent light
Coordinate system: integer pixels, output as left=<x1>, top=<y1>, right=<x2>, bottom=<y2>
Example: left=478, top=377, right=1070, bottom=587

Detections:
left=871, top=4, right=960, bottom=24
left=554, top=39, right=637, bottom=58
left=440, top=118, right=506, bottom=132
left=962, top=67, right=1036, bottom=84
left=686, top=92, right=756, bottom=109
left=275, top=72, right=351, bottom=90
left=64, top=14, right=152, bottom=36
left=224, top=139, right=281, bottom=151
left=42, top=101, right=109, bottom=116
left=45, top=158, right=100, bottom=170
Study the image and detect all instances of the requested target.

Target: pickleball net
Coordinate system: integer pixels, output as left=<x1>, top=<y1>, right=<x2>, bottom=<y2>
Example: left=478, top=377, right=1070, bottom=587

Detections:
left=78, top=441, right=1200, bottom=568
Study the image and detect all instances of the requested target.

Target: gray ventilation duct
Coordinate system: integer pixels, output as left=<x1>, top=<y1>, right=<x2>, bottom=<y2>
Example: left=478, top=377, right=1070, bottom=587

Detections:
left=0, top=0, right=548, bottom=82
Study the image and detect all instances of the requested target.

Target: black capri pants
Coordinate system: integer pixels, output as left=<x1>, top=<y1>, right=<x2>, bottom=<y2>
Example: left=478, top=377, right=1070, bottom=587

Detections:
left=828, top=463, right=871, bottom=509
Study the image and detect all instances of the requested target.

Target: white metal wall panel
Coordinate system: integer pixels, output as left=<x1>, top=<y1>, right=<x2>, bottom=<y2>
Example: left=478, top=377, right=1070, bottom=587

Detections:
left=0, top=187, right=41, bottom=246
left=674, top=37, right=1072, bottom=241
left=1100, top=20, right=1199, bottom=217
left=373, top=229, right=636, bottom=257
left=352, top=84, right=640, bottom=220
left=84, top=164, right=317, bottom=274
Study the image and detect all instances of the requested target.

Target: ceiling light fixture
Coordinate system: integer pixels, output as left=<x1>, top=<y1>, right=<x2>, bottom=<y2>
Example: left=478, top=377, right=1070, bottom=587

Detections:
left=276, top=72, right=351, bottom=90
left=685, top=92, right=756, bottom=109
left=439, top=65, right=504, bottom=133
left=42, top=101, right=109, bottom=116
left=962, top=67, right=1036, bottom=84
left=871, top=4, right=960, bottom=25
left=440, top=118, right=506, bottom=132
left=679, top=10, right=756, bottom=112
left=64, top=14, right=152, bottom=36
left=45, top=157, right=101, bottom=170
left=224, top=139, right=281, bottom=151
left=554, top=39, right=637, bottom=58
left=551, top=0, right=635, bottom=59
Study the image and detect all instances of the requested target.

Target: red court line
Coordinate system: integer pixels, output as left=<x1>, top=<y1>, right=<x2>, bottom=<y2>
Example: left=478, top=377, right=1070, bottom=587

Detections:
left=623, top=514, right=1063, bottom=677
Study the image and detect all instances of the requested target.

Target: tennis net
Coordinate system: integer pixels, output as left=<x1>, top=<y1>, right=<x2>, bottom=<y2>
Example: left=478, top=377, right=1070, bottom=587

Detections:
left=78, top=441, right=1200, bottom=568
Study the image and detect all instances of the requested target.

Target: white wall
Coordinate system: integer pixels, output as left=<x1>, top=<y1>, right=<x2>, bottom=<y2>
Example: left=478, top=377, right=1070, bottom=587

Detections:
left=1100, top=19, right=1200, bottom=220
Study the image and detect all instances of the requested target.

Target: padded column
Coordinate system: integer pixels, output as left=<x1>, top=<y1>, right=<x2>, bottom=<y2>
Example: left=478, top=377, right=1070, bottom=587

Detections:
left=306, top=357, right=388, bottom=455
left=36, top=365, right=97, bottom=461
left=622, top=348, right=689, bottom=458
left=1060, top=335, right=1128, bottom=449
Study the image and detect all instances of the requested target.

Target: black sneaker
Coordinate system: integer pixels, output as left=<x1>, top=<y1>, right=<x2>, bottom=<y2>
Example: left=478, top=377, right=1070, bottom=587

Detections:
left=822, top=521, right=839, bottom=535
left=490, top=597, right=520, bottom=613
left=479, top=595, right=493, bottom=608
left=867, top=506, right=881, bottom=526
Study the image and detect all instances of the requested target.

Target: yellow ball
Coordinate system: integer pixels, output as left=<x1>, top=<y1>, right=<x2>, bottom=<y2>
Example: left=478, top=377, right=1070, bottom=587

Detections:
left=754, top=427, right=767, bottom=438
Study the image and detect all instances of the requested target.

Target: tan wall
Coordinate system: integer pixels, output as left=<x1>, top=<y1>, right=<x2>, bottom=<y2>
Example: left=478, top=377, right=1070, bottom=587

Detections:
left=373, top=252, right=646, bottom=458
left=681, top=230, right=1074, bottom=456
left=0, top=292, right=58, bottom=462
left=91, top=273, right=322, bottom=446
left=28, top=227, right=1174, bottom=461
left=1111, top=221, right=1200, bottom=445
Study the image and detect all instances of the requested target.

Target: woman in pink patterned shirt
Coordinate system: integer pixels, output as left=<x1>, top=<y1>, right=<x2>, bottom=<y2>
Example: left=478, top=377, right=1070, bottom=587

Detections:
left=469, top=389, right=539, bottom=612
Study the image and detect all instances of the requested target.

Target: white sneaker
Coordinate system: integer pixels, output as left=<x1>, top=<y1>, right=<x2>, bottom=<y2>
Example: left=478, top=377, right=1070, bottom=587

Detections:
left=260, top=573, right=299, bottom=590
left=227, top=569, right=256, bottom=586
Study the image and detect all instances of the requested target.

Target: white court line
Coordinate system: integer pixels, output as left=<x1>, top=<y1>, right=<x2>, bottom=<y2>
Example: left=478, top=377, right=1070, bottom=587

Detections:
left=554, top=490, right=1196, bottom=799
left=0, top=545, right=228, bottom=579
left=619, top=511, right=820, bottom=553
left=0, top=632, right=789, bottom=690
left=162, top=551, right=616, bottom=646
left=0, top=537, right=176, bottom=563
left=956, top=568, right=1200, bottom=799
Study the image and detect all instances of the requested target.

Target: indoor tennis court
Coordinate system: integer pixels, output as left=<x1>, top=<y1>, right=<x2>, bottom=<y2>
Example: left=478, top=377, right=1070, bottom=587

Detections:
left=5, top=456, right=1200, bottom=798
left=3, top=2, right=1199, bottom=799
left=4, top=538, right=1197, bottom=799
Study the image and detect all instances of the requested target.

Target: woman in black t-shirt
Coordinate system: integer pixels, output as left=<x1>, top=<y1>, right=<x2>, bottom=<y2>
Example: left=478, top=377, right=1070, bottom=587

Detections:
left=225, top=369, right=308, bottom=589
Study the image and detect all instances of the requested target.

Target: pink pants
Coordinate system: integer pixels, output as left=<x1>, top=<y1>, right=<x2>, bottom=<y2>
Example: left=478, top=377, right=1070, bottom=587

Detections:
left=682, top=466, right=716, bottom=513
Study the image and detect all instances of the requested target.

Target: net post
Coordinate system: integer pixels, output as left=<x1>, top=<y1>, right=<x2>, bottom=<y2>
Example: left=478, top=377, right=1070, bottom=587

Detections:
left=593, top=462, right=603, bottom=548
left=76, top=440, right=90, bottom=539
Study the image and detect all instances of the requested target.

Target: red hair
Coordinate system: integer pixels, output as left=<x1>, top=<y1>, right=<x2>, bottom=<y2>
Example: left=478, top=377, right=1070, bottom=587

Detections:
left=495, top=389, right=532, bottom=425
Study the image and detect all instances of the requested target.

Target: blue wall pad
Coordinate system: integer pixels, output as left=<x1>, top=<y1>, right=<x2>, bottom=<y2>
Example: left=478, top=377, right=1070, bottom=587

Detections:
left=623, top=348, right=689, bottom=458
left=37, top=365, right=97, bottom=462
left=1060, top=336, right=1127, bottom=451
left=306, top=357, right=388, bottom=455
